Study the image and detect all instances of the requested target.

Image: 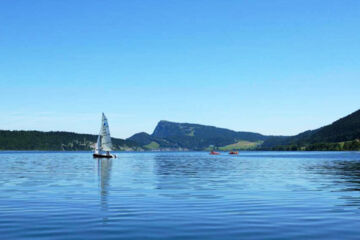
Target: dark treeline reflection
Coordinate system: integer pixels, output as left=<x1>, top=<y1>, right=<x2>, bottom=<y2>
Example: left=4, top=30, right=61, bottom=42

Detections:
left=309, top=158, right=360, bottom=207
left=154, top=154, right=238, bottom=177
left=153, top=154, right=242, bottom=197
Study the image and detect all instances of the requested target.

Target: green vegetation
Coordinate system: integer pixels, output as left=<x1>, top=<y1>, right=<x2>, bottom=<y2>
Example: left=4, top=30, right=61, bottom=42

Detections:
left=219, top=141, right=263, bottom=151
left=127, top=132, right=179, bottom=150
left=145, top=120, right=266, bottom=150
left=262, top=109, right=360, bottom=151
left=0, top=130, right=139, bottom=151
left=271, top=139, right=360, bottom=151
left=2, top=109, right=360, bottom=151
left=186, top=128, right=195, bottom=137
left=129, top=109, right=360, bottom=151
left=144, top=141, right=160, bottom=150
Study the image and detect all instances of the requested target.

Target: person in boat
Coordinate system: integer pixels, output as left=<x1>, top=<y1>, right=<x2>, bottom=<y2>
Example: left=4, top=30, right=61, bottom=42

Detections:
left=210, top=150, right=220, bottom=155
left=106, top=151, right=110, bottom=156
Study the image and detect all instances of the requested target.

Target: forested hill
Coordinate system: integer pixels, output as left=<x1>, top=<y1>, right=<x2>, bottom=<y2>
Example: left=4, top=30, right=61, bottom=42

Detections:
left=2, top=109, right=360, bottom=151
left=129, top=109, right=360, bottom=151
left=128, top=121, right=267, bottom=150
left=261, top=109, right=360, bottom=151
left=0, top=130, right=139, bottom=151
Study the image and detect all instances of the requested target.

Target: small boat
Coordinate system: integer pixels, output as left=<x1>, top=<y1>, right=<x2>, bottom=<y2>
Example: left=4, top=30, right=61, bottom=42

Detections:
left=229, top=151, right=238, bottom=155
left=210, top=150, right=220, bottom=155
left=93, top=113, right=116, bottom=159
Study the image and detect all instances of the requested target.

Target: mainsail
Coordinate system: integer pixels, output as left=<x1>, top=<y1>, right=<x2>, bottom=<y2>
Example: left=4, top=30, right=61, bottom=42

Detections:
left=99, top=113, right=113, bottom=151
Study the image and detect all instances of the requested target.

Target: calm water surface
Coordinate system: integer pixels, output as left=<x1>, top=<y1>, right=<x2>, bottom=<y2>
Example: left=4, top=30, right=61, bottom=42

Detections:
left=1, top=151, right=360, bottom=239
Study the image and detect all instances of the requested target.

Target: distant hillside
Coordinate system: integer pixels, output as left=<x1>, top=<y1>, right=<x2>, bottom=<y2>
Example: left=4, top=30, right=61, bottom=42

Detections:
left=129, top=109, right=360, bottom=151
left=127, top=132, right=179, bottom=150
left=262, top=109, right=360, bottom=150
left=0, top=130, right=139, bottom=151
left=128, top=120, right=267, bottom=150
left=302, top=109, right=360, bottom=143
left=3, top=109, right=360, bottom=151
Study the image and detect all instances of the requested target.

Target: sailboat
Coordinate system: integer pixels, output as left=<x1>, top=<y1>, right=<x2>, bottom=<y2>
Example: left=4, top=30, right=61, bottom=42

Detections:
left=93, top=113, right=116, bottom=159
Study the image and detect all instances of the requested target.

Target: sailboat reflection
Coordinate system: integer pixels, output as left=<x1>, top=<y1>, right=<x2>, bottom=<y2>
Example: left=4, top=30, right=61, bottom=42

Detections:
left=97, top=159, right=112, bottom=215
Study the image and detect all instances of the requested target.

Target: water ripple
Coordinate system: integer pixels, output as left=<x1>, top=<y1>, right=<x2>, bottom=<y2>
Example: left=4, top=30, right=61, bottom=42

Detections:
left=1, top=151, right=360, bottom=239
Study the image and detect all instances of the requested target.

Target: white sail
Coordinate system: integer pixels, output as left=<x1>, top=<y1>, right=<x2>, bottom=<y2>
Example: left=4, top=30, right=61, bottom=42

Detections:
left=95, top=135, right=101, bottom=154
left=100, top=113, right=113, bottom=151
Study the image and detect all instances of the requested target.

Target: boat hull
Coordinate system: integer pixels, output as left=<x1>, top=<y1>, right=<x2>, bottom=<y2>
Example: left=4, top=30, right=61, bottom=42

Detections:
left=93, top=153, right=114, bottom=159
left=210, top=151, right=220, bottom=155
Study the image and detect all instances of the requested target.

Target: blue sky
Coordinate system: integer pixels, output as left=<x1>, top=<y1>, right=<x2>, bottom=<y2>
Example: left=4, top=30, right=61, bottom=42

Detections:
left=0, top=0, right=359, bottom=138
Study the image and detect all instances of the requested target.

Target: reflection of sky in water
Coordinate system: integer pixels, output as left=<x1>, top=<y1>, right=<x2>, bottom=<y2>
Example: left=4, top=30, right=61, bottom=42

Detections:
left=1, top=151, right=360, bottom=240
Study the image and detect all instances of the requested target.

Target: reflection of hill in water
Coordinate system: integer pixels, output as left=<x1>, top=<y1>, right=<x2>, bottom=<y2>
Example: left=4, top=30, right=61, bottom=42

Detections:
left=309, top=158, right=360, bottom=207
left=154, top=154, right=239, bottom=176
left=153, top=154, right=241, bottom=199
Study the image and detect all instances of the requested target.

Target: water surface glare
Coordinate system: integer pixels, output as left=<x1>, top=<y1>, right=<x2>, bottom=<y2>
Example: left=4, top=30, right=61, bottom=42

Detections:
left=1, top=151, right=360, bottom=239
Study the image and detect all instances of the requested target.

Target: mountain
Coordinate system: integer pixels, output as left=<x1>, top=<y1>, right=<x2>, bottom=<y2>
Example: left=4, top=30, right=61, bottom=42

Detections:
left=129, top=109, right=360, bottom=151
left=127, top=132, right=179, bottom=150
left=0, top=130, right=139, bottom=151
left=262, top=109, right=360, bottom=150
left=128, top=120, right=267, bottom=150
left=300, top=109, right=360, bottom=143
left=3, top=109, right=360, bottom=151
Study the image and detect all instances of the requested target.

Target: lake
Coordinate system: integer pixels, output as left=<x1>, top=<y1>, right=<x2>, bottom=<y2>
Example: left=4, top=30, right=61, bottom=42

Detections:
left=1, top=151, right=360, bottom=239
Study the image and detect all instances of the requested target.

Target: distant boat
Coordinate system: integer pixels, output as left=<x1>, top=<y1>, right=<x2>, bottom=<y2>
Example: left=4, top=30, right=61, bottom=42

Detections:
left=229, top=151, right=238, bottom=155
left=93, top=113, right=116, bottom=159
left=210, top=150, right=220, bottom=155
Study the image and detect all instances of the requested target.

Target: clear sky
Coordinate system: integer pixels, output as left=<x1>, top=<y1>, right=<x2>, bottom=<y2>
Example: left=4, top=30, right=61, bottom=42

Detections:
left=0, top=0, right=359, bottom=139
